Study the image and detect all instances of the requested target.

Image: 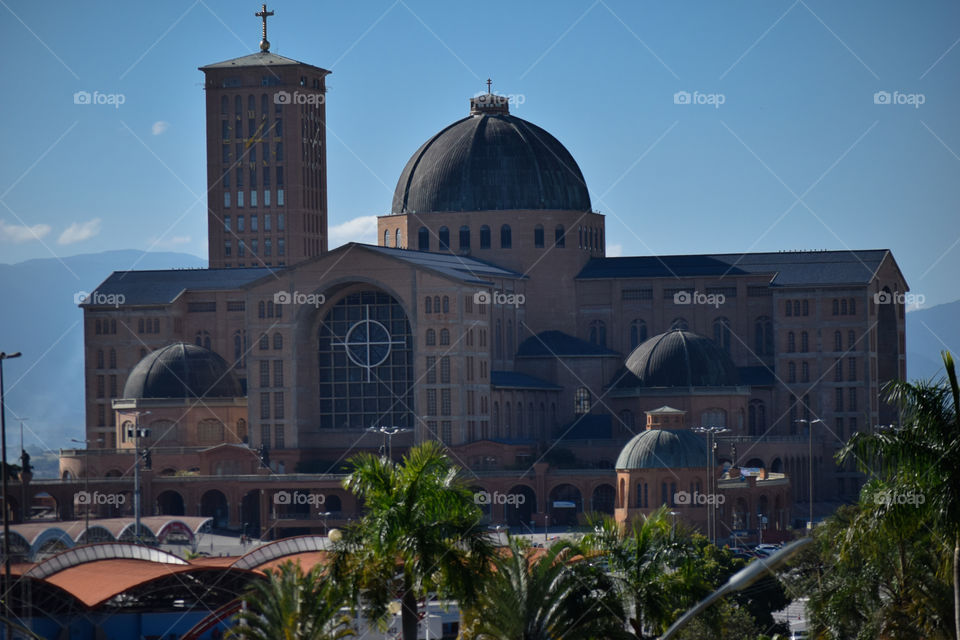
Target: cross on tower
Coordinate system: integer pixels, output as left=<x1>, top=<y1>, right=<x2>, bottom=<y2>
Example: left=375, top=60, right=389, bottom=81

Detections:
left=486, top=78, right=492, bottom=94
left=256, top=4, right=274, bottom=52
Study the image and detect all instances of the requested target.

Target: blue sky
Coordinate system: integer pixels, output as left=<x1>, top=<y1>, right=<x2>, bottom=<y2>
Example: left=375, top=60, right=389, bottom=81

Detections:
left=1, top=0, right=958, bottom=306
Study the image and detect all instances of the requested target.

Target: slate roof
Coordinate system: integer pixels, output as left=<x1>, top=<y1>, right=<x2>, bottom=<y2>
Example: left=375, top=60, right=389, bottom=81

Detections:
left=81, top=268, right=274, bottom=307
left=615, top=429, right=709, bottom=470
left=517, top=331, right=620, bottom=358
left=392, top=99, right=591, bottom=214
left=577, top=250, right=892, bottom=287
left=122, top=343, right=242, bottom=399
left=199, top=51, right=330, bottom=72
left=624, top=330, right=741, bottom=387
left=491, top=371, right=561, bottom=390
left=358, top=244, right=523, bottom=284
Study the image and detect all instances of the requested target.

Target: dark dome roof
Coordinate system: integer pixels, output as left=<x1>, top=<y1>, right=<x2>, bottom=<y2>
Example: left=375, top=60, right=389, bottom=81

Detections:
left=122, top=343, right=242, bottom=400
left=391, top=95, right=591, bottom=214
left=615, top=429, right=708, bottom=470
left=624, top=330, right=740, bottom=387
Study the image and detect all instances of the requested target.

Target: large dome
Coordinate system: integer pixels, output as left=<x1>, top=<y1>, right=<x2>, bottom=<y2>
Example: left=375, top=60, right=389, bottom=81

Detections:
left=391, top=94, right=592, bottom=214
left=624, top=330, right=740, bottom=387
left=122, top=343, right=242, bottom=399
left=615, top=429, right=708, bottom=470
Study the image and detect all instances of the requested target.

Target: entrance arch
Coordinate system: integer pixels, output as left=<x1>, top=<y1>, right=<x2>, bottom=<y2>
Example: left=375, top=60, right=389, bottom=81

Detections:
left=505, top=485, right=536, bottom=527
left=548, top=484, right=582, bottom=526
left=156, top=490, right=185, bottom=516
left=590, top=484, right=616, bottom=515
left=200, top=490, right=229, bottom=529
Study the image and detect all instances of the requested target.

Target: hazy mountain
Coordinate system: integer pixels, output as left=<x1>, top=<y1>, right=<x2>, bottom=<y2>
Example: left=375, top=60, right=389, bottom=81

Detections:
left=0, top=250, right=206, bottom=457
left=906, top=299, right=960, bottom=381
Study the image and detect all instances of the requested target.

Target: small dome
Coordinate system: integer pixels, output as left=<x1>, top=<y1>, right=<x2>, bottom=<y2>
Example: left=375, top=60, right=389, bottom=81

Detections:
left=615, top=429, right=708, bottom=470
left=625, top=330, right=740, bottom=387
left=122, top=343, right=242, bottom=399
left=391, top=94, right=591, bottom=214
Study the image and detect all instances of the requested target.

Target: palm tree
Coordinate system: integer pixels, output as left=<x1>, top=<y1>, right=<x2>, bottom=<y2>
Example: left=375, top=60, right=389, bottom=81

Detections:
left=331, top=441, right=493, bottom=640
left=581, top=507, right=711, bottom=638
left=839, top=351, right=960, bottom=640
left=462, top=536, right=632, bottom=640
left=226, top=560, right=354, bottom=640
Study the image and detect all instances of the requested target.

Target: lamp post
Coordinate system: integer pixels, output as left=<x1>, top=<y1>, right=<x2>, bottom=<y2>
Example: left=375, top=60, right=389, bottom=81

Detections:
left=1, top=350, right=22, bottom=637
left=71, top=438, right=103, bottom=534
left=317, top=511, right=331, bottom=536
left=367, top=425, right=412, bottom=460
left=795, top=418, right=823, bottom=532
left=693, top=426, right=729, bottom=545
left=126, top=411, right=150, bottom=544
left=18, top=417, right=28, bottom=525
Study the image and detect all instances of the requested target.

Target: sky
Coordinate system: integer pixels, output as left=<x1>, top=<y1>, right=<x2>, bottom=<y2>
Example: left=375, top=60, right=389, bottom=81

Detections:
left=1, top=0, right=958, bottom=307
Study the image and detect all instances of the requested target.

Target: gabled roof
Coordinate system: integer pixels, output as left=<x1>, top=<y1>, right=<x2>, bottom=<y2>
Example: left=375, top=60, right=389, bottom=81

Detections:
left=82, top=268, right=274, bottom=307
left=200, top=51, right=330, bottom=72
left=517, top=330, right=620, bottom=358
left=491, top=371, right=561, bottom=390
left=328, top=243, right=525, bottom=285
left=577, top=249, right=894, bottom=287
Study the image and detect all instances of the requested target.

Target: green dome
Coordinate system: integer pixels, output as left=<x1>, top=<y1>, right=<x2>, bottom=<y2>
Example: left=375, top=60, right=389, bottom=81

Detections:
left=615, top=429, right=708, bottom=470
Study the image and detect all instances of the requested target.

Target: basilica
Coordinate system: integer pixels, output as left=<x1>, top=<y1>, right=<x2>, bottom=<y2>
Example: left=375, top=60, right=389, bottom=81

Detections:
left=61, top=11, right=908, bottom=542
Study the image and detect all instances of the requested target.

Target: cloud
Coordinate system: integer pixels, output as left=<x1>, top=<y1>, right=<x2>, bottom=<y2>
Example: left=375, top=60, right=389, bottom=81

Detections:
left=606, top=243, right=623, bottom=257
left=328, top=215, right=378, bottom=248
left=0, top=219, right=52, bottom=243
left=152, top=121, right=170, bottom=136
left=58, top=218, right=101, bottom=245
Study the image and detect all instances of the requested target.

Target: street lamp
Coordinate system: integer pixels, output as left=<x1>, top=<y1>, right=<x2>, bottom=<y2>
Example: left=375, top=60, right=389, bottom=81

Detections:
left=367, top=425, right=412, bottom=460
left=126, top=411, right=151, bottom=544
left=317, top=511, right=331, bottom=536
left=18, top=417, right=28, bottom=525
left=693, top=425, right=729, bottom=544
left=71, top=438, right=104, bottom=533
left=659, top=537, right=812, bottom=639
left=0, top=350, right=22, bottom=638
left=795, top=418, right=824, bottom=532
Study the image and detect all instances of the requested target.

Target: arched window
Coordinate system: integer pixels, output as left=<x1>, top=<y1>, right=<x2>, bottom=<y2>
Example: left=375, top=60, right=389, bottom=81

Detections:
left=516, top=404, right=524, bottom=438
left=713, top=317, right=731, bottom=353
left=425, top=297, right=432, bottom=314
left=500, top=224, right=512, bottom=248
left=433, top=295, right=440, bottom=312
left=832, top=299, right=840, bottom=315
left=383, top=229, right=390, bottom=247
left=629, top=319, right=647, bottom=349
left=480, top=225, right=491, bottom=249
left=506, top=319, right=514, bottom=356
left=834, top=331, right=842, bottom=351
left=418, top=226, right=430, bottom=251
left=670, top=317, right=689, bottom=331
left=802, top=300, right=809, bottom=316
left=700, top=408, right=727, bottom=427
left=395, top=229, right=401, bottom=248
left=259, top=333, right=269, bottom=350
left=848, top=330, right=856, bottom=349
left=801, top=361, right=809, bottom=382
left=195, top=330, right=211, bottom=350
left=459, top=225, right=470, bottom=250
left=840, top=299, right=848, bottom=315
left=787, top=331, right=796, bottom=353
left=426, top=329, right=436, bottom=345
left=788, top=361, right=796, bottom=383
left=849, top=298, right=856, bottom=315
left=96, top=350, right=104, bottom=369
left=273, top=333, right=283, bottom=350
left=220, top=95, right=228, bottom=114
left=109, top=348, right=117, bottom=369
left=442, top=296, right=450, bottom=313
left=492, top=402, right=500, bottom=435
left=235, top=95, right=242, bottom=114
left=588, top=320, right=606, bottom=347
left=748, top=400, right=766, bottom=436
left=801, top=331, right=809, bottom=353
left=495, top=320, right=503, bottom=359
left=754, top=316, right=773, bottom=355
left=574, top=387, right=591, bottom=414
left=439, top=329, right=450, bottom=346
left=793, top=300, right=801, bottom=316
left=234, top=331, right=243, bottom=365
left=258, top=301, right=266, bottom=318
left=555, top=225, right=565, bottom=248
left=534, top=224, right=544, bottom=248
left=438, top=227, right=449, bottom=250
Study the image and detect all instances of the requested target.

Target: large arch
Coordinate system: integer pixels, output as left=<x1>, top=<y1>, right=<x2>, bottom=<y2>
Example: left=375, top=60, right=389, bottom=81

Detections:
left=547, top=484, right=583, bottom=526
left=241, top=490, right=261, bottom=538
left=201, top=490, right=229, bottom=529
left=590, top=483, right=616, bottom=515
left=505, top=484, right=536, bottom=528
left=156, top=490, right=185, bottom=516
